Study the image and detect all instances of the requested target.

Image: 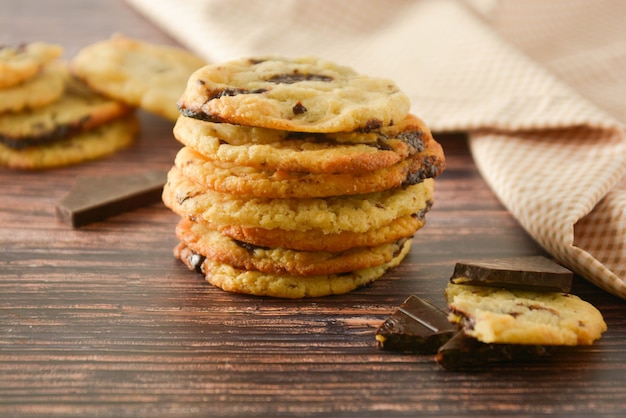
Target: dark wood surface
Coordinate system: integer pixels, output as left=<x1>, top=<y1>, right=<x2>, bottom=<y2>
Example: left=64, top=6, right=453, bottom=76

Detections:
left=1, top=1, right=625, bottom=417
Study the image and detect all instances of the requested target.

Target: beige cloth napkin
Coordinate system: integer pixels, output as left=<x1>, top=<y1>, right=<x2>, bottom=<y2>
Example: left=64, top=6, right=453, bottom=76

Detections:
left=125, top=0, right=626, bottom=298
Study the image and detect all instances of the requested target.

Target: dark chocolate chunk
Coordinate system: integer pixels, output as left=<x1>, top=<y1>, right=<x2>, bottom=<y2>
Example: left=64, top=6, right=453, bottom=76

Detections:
left=376, top=295, right=458, bottom=354
left=414, top=200, right=433, bottom=221
left=207, top=87, right=268, bottom=100
left=450, top=256, right=573, bottom=292
left=436, top=331, right=553, bottom=371
left=233, top=239, right=271, bottom=253
left=397, top=130, right=424, bottom=153
left=359, top=119, right=383, bottom=132
left=401, top=156, right=446, bottom=188
left=266, top=73, right=333, bottom=84
left=292, top=101, right=307, bottom=115
left=55, top=170, right=167, bottom=227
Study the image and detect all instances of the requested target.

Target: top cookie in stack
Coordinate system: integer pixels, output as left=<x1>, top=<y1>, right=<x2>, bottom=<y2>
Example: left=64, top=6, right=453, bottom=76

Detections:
left=162, top=56, right=445, bottom=298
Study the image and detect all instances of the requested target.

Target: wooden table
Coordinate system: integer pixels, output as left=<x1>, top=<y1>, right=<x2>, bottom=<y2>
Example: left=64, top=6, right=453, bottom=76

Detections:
left=2, top=1, right=625, bottom=417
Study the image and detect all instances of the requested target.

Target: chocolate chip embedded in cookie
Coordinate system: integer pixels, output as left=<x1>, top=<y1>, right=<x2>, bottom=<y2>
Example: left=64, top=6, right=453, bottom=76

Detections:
left=174, top=144, right=442, bottom=199
left=173, top=113, right=441, bottom=176
left=177, top=56, right=410, bottom=133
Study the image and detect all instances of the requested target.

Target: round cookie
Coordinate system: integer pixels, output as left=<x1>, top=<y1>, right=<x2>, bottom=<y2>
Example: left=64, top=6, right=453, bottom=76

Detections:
left=216, top=212, right=429, bottom=252
left=0, top=76, right=133, bottom=149
left=174, top=142, right=444, bottom=198
left=0, top=114, right=139, bottom=170
left=176, top=218, right=409, bottom=276
left=174, top=238, right=412, bottom=298
left=70, top=34, right=206, bottom=121
left=162, top=166, right=435, bottom=234
left=0, top=61, right=68, bottom=113
left=445, top=283, right=607, bottom=346
left=0, top=42, right=63, bottom=89
left=173, top=113, right=431, bottom=174
left=177, top=56, right=410, bottom=133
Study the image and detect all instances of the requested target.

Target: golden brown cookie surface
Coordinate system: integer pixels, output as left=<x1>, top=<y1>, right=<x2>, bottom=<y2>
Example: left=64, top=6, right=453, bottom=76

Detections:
left=173, top=113, right=432, bottom=174
left=175, top=238, right=412, bottom=299
left=0, top=42, right=63, bottom=89
left=0, top=61, right=68, bottom=113
left=0, top=76, right=132, bottom=149
left=176, top=218, right=410, bottom=276
left=215, top=213, right=428, bottom=252
left=445, top=283, right=607, bottom=346
left=178, top=56, right=410, bottom=132
left=162, top=166, right=434, bottom=234
left=174, top=141, right=444, bottom=198
left=0, top=113, right=139, bottom=170
left=71, top=34, right=205, bottom=121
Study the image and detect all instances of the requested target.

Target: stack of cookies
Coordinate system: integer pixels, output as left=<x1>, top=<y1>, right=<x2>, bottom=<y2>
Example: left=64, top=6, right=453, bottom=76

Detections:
left=0, top=42, right=138, bottom=170
left=1, top=35, right=206, bottom=170
left=162, top=56, right=445, bottom=298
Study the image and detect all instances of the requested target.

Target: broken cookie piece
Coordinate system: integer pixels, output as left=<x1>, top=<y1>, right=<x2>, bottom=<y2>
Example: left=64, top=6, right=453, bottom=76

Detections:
left=444, top=283, right=607, bottom=346
left=376, top=294, right=457, bottom=354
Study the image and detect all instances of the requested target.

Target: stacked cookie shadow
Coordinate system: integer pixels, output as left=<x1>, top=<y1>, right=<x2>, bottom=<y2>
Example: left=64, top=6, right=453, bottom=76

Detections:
left=0, top=42, right=138, bottom=170
left=162, top=56, right=446, bottom=298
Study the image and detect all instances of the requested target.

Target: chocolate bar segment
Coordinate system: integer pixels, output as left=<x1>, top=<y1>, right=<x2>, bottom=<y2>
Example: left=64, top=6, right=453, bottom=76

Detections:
left=450, top=256, right=573, bottom=292
left=55, top=170, right=167, bottom=227
left=376, top=295, right=457, bottom=354
left=436, top=331, right=553, bottom=371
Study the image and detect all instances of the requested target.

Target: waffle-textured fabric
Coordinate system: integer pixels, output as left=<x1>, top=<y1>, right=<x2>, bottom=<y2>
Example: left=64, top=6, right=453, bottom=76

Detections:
left=125, top=0, right=626, bottom=298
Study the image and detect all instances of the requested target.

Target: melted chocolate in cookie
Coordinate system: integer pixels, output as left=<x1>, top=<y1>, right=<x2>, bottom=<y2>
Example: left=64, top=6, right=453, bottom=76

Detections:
left=402, top=156, right=444, bottom=187
left=266, top=73, right=333, bottom=84
left=233, top=239, right=271, bottom=253
left=397, top=131, right=424, bottom=152
left=292, top=102, right=307, bottom=115
left=207, top=87, right=268, bottom=101
left=360, top=119, right=383, bottom=132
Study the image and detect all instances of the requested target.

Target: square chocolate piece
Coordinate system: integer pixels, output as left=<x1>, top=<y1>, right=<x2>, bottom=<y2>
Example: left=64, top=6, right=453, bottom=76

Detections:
left=450, top=256, right=573, bottom=292
left=55, top=170, right=167, bottom=227
left=376, top=295, right=457, bottom=354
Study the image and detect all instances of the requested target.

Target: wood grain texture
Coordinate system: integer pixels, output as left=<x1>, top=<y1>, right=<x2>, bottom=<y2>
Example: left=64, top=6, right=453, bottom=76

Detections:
left=1, top=1, right=626, bottom=417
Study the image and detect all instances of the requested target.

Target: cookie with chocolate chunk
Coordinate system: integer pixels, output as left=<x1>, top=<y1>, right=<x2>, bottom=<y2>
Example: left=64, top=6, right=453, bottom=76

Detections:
left=444, top=283, right=607, bottom=346
left=177, top=56, right=410, bottom=132
left=0, top=61, right=68, bottom=113
left=0, top=76, right=133, bottom=149
left=215, top=212, right=428, bottom=252
left=0, top=42, right=63, bottom=89
left=71, top=34, right=206, bottom=121
left=173, top=113, right=435, bottom=174
left=0, top=114, right=139, bottom=170
left=174, top=237, right=412, bottom=298
left=162, top=166, right=434, bottom=234
left=176, top=218, right=410, bottom=276
left=175, top=141, right=443, bottom=198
